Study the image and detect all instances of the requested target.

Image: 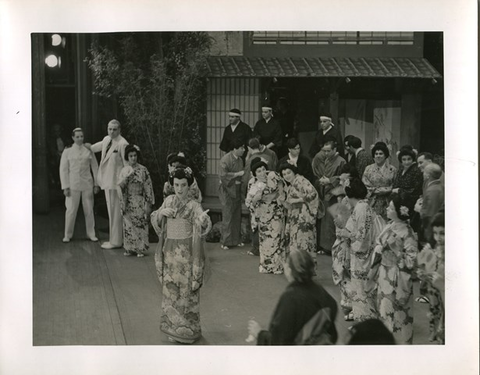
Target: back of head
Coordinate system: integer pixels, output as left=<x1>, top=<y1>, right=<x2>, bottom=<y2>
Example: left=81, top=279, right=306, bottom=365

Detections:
left=286, top=137, right=300, bottom=150
left=287, top=250, right=315, bottom=283
left=424, top=163, right=443, bottom=180
left=348, top=319, right=396, bottom=345
left=345, top=177, right=368, bottom=200
left=248, top=137, right=261, bottom=150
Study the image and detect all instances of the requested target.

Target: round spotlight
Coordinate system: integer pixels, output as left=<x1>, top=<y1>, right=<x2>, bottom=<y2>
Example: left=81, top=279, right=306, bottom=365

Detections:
left=51, top=34, right=62, bottom=46
left=45, top=55, right=58, bottom=68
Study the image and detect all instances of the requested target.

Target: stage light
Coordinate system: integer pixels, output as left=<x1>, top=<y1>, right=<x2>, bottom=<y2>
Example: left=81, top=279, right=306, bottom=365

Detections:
left=45, top=54, right=61, bottom=68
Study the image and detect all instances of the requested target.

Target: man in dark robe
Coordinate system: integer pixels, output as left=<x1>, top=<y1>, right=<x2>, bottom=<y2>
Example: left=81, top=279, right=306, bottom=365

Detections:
left=219, top=108, right=252, bottom=158
left=309, top=114, right=344, bottom=159
left=312, top=140, right=346, bottom=254
left=344, top=136, right=374, bottom=179
left=274, top=97, right=296, bottom=159
left=278, top=137, right=315, bottom=184
left=218, top=138, right=245, bottom=250
left=253, top=105, right=283, bottom=157
left=343, top=135, right=357, bottom=167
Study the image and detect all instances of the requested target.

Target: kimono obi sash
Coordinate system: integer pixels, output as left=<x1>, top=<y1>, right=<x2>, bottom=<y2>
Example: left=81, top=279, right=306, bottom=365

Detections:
left=166, top=218, right=193, bottom=239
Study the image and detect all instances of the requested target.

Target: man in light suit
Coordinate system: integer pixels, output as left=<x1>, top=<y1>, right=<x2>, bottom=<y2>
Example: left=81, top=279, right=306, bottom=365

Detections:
left=90, top=119, right=129, bottom=249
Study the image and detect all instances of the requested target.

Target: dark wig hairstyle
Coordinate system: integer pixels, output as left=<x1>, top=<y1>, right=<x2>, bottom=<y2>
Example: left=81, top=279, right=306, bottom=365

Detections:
left=124, top=144, right=141, bottom=161
left=397, top=145, right=417, bottom=163
left=278, top=162, right=299, bottom=176
left=346, top=136, right=362, bottom=149
left=348, top=319, right=396, bottom=345
left=168, top=165, right=194, bottom=186
left=286, top=137, right=300, bottom=150
left=345, top=177, right=368, bottom=200
left=389, top=193, right=412, bottom=222
left=431, top=212, right=445, bottom=228
left=250, top=157, right=268, bottom=176
left=287, top=249, right=315, bottom=283
left=371, top=141, right=390, bottom=159
left=339, top=163, right=360, bottom=179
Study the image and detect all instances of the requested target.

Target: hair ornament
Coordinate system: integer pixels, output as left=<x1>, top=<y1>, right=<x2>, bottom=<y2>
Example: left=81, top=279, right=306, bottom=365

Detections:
left=400, top=206, right=410, bottom=217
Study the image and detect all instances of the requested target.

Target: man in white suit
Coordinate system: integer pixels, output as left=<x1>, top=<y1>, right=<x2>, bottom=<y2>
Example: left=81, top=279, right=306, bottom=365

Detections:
left=90, top=119, right=129, bottom=249
left=60, top=128, right=100, bottom=242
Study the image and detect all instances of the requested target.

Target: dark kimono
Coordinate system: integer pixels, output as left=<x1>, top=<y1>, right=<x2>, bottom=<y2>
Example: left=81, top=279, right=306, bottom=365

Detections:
left=218, top=151, right=244, bottom=247
left=257, top=280, right=338, bottom=345
left=253, top=118, right=283, bottom=155
left=278, top=154, right=315, bottom=184
left=393, top=163, right=423, bottom=208
left=219, top=121, right=252, bottom=153
left=309, top=125, right=344, bottom=158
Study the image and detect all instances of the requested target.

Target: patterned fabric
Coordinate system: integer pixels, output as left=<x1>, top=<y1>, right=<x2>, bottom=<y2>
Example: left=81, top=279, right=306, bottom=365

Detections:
left=150, top=195, right=211, bottom=343
left=163, top=178, right=203, bottom=203
left=118, top=164, right=154, bottom=255
left=393, top=163, right=423, bottom=208
left=355, top=149, right=374, bottom=179
left=362, top=162, right=397, bottom=220
left=417, top=243, right=445, bottom=344
left=283, top=174, right=318, bottom=264
left=245, top=171, right=286, bottom=274
left=345, top=200, right=378, bottom=321
left=375, top=221, right=418, bottom=344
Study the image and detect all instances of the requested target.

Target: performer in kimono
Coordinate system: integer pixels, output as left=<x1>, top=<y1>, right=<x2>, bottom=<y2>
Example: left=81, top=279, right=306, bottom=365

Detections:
left=362, top=142, right=397, bottom=220
left=309, top=113, right=345, bottom=158
left=89, top=119, right=129, bottom=249
left=253, top=104, right=283, bottom=156
left=392, top=145, right=423, bottom=210
left=150, top=167, right=212, bottom=344
left=374, top=194, right=419, bottom=344
left=59, top=127, right=100, bottom=242
left=278, top=163, right=318, bottom=264
left=218, top=139, right=245, bottom=250
left=163, top=153, right=202, bottom=202
left=118, top=145, right=155, bottom=257
left=278, top=137, right=315, bottom=184
left=247, top=250, right=338, bottom=345
left=329, top=201, right=355, bottom=321
left=344, top=178, right=379, bottom=322
left=312, top=140, right=346, bottom=254
left=219, top=108, right=252, bottom=158
left=245, top=158, right=286, bottom=274
left=416, top=213, right=445, bottom=344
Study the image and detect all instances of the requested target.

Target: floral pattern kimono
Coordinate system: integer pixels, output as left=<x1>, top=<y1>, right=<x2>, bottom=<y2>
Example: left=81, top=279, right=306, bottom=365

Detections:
left=362, top=162, right=397, bottom=220
left=345, top=200, right=378, bottom=321
left=374, top=221, right=418, bottom=344
left=118, top=164, right=155, bottom=255
left=417, top=243, right=445, bottom=344
left=283, top=174, right=319, bottom=263
left=245, top=171, right=286, bottom=274
left=150, top=195, right=212, bottom=343
left=330, top=198, right=354, bottom=315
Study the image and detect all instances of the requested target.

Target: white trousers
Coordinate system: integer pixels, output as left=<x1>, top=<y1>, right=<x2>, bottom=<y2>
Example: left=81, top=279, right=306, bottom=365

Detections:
left=64, top=189, right=96, bottom=239
left=105, top=189, right=123, bottom=247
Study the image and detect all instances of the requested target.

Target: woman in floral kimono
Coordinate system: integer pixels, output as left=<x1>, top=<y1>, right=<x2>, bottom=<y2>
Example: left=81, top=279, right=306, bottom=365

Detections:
left=245, top=158, right=286, bottom=274
left=278, top=163, right=318, bottom=262
left=362, top=142, right=397, bottom=220
left=416, top=213, right=445, bottom=344
left=344, top=178, right=379, bottom=321
left=150, top=167, right=212, bottom=344
left=374, top=193, right=418, bottom=344
left=118, top=145, right=155, bottom=257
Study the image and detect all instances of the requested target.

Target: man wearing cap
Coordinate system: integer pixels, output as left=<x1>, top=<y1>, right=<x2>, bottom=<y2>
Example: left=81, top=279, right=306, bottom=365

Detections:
left=253, top=104, right=283, bottom=157
left=89, top=119, right=129, bottom=249
left=220, top=108, right=252, bottom=157
left=309, top=114, right=344, bottom=159
left=218, top=138, right=246, bottom=250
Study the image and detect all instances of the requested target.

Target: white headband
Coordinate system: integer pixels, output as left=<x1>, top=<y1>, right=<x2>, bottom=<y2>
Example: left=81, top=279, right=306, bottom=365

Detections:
left=262, top=107, right=273, bottom=111
left=229, top=112, right=241, bottom=117
left=320, top=116, right=332, bottom=122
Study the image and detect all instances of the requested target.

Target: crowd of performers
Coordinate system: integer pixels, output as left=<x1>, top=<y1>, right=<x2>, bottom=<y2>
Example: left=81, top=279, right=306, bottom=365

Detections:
left=58, top=105, right=445, bottom=345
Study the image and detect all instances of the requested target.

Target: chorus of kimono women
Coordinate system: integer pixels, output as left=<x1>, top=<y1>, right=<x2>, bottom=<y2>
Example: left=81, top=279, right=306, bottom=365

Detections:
left=247, top=249, right=338, bottom=345
left=362, top=142, right=397, bottom=221
left=163, top=153, right=202, bottom=202
left=117, top=145, right=155, bottom=257
left=344, top=178, right=379, bottom=321
left=392, top=145, right=423, bottom=209
left=416, top=213, right=445, bottom=344
left=278, top=163, right=319, bottom=264
left=59, top=127, right=100, bottom=242
left=245, top=157, right=286, bottom=274
left=373, top=194, right=419, bottom=344
left=150, top=167, right=212, bottom=344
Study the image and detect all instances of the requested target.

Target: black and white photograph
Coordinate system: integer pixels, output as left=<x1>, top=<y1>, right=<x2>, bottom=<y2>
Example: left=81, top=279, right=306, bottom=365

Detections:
left=1, top=1, right=478, bottom=374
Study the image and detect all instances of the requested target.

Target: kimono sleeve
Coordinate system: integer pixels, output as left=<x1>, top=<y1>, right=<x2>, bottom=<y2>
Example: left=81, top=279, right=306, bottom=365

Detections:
left=144, top=168, right=155, bottom=206
left=403, top=231, right=419, bottom=270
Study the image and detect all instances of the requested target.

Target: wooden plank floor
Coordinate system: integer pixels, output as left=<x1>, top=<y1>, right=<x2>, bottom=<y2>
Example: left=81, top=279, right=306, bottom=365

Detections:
left=33, top=206, right=431, bottom=346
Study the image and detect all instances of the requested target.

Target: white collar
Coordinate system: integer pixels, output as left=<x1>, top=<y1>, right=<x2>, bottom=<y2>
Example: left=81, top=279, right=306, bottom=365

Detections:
left=322, top=125, right=332, bottom=134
